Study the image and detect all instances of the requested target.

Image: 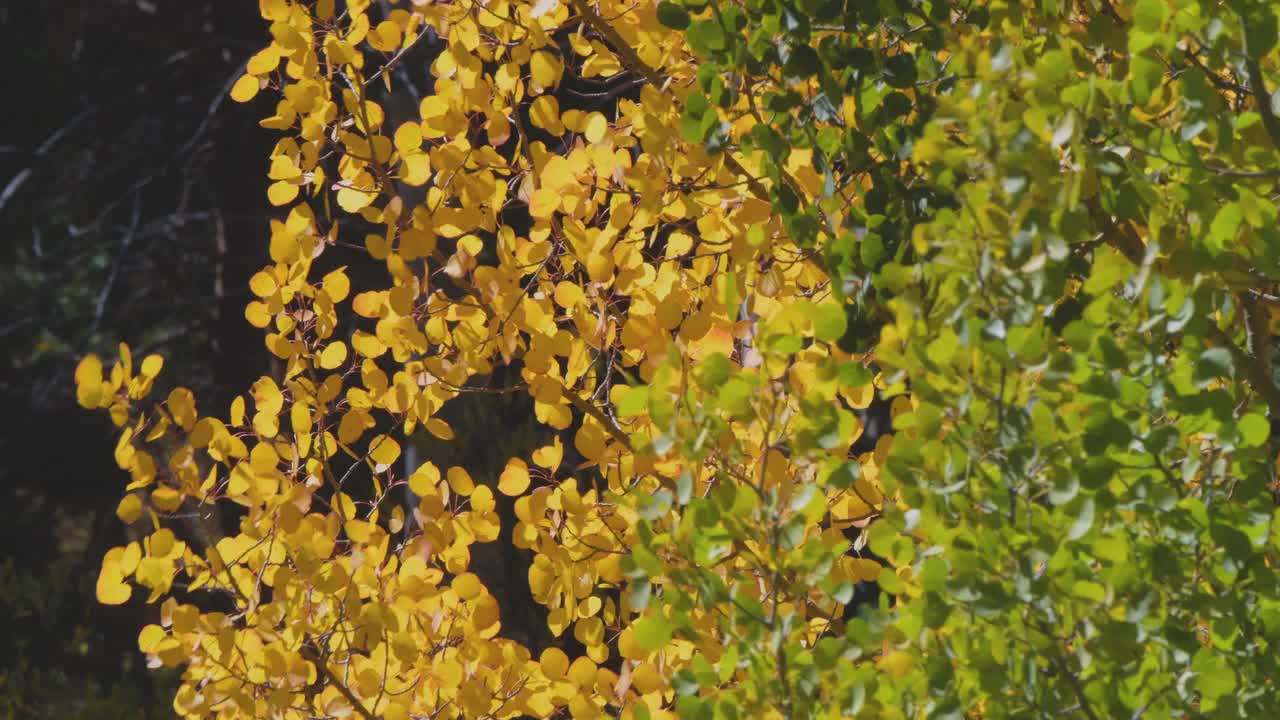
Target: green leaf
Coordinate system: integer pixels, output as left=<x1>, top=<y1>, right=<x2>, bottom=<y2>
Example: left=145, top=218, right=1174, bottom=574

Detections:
left=656, top=1, right=691, bottom=30
left=1068, top=496, right=1095, bottom=541
left=1238, top=413, right=1270, bottom=447
left=686, top=20, right=726, bottom=54
left=634, top=615, right=675, bottom=651
left=811, top=302, right=848, bottom=342
left=1193, top=347, right=1234, bottom=388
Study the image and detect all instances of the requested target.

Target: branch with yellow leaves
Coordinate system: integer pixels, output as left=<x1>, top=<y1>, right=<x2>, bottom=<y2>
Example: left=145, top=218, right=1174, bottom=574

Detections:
left=566, top=0, right=805, bottom=211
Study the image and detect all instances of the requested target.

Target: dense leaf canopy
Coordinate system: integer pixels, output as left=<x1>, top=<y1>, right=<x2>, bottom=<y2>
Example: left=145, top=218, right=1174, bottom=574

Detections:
left=76, top=0, right=1280, bottom=718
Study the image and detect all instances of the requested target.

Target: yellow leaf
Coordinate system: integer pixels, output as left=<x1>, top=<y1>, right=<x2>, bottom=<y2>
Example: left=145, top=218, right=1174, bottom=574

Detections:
left=138, top=624, right=166, bottom=653
left=96, top=565, right=131, bottom=606
left=584, top=112, right=608, bottom=143
left=139, top=354, right=164, bottom=379
left=393, top=121, right=422, bottom=152
left=318, top=341, right=348, bottom=369
left=532, top=436, right=563, bottom=469
left=116, top=493, right=143, bottom=524
left=446, top=466, right=474, bottom=496
left=878, top=650, right=914, bottom=679
left=75, top=354, right=104, bottom=408
left=568, top=656, right=597, bottom=687
left=529, top=95, right=564, bottom=134
left=408, top=461, right=441, bottom=496
left=425, top=417, right=455, bottom=440
left=351, top=331, right=386, bottom=358
left=267, top=180, right=300, bottom=206
left=246, top=48, right=280, bottom=75
left=553, top=282, right=583, bottom=309
left=530, top=50, right=563, bottom=90
left=498, top=458, right=530, bottom=495
left=229, top=74, right=260, bottom=103
left=540, top=647, right=569, bottom=679
left=530, top=188, right=560, bottom=219
left=452, top=572, right=483, bottom=600
left=368, top=434, right=401, bottom=467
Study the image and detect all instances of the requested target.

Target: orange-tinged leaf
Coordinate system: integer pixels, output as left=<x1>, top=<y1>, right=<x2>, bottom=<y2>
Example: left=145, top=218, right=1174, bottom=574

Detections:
left=498, top=458, right=530, bottom=495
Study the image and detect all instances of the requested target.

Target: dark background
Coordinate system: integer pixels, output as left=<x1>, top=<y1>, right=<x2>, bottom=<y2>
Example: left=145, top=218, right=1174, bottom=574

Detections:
left=1, top=2, right=270, bottom=717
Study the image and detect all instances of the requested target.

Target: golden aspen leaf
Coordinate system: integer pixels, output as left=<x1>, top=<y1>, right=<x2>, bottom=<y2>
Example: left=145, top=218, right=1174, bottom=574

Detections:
left=166, top=387, right=197, bottom=430
left=409, top=461, right=441, bottom=496
left=116, top=493, right=143, bottom=524
left=246, top=48, right=280, bottom=75
left=251, top=377, right=284, bottom=415
left=425, top=417, right=455, bottom=440
left=632, top=662, right=663, bottom=695
left=243, top=301, right=270, bottom=328
left=368, top=20, right=402, bottom=52
left=230, top=74, right=261, bottom=102
left=587, top=253, right=614, bottom=283
left=268, top=154, right=301, bottom=180
left=401, top=153, right=431, bottom=185
left=453, top=572, right=482, bottom=600
left=532, top=435, right=563, bottom=469
left=139, top=355, right=163, bottom=379
left=138, top=624, right=166, bottom=653
left=530, top=188, right=560, bottom=219
left=352, top=291, right=383, bottom=318
left=529, top=96, right=564, bottom=134
left=318, top=341, right=348, bottom=370
left=368, top=434, right=401, bottom=467
left=878, top=650, right=914, bottom=679
left=151, top=486, right=182, bottom=513
left=530, top=51, right=563, bottom=90
left=149, top=528, right=176, bottom=558
left=584, top=112, right=608, bottom=143
left=75, top=354, right=104, bottom=408
left=446, top=466, right=474, bottom=495
left=322, top=268, right=350, bottom=302
left=568, top=656, right=597, bottom=687
left=96, top=565, right=131, bottom=606
left=393, top=122, right=422, bottom=152
left=553, top=282, right=583, bottom=309
left=351, top=331, right=386, bottom=358
left=230, top=395, right=246, bottom=426
left=249, top=271, right=276, bottom=297
left=540, top=647, right=569, bottom=679
left=267, top=181, right=300, bottom=206
left=850, top=557, right=881, bottom=582
left=472, top=484, right=496, bottom=514
left=498, top=458, right=531, bottom=495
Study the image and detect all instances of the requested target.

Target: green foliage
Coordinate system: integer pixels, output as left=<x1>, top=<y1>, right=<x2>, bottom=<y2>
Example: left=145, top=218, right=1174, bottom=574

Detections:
left=654, top=0, right=1280, bottom=716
